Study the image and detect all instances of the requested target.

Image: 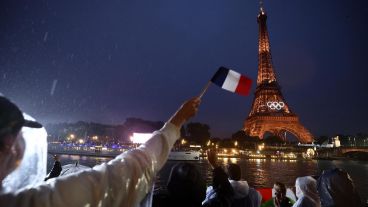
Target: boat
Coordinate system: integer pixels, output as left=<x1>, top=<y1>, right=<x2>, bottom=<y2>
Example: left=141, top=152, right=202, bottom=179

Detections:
left=168, top=151, right=201, bottom=161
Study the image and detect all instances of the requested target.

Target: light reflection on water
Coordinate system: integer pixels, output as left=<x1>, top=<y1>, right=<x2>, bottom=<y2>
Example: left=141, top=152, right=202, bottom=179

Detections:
left=47, top=155, right=368, bottom=203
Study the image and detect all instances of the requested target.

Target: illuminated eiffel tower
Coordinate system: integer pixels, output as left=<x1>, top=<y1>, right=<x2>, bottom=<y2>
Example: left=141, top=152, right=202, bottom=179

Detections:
left=243, top=4, right=313, bottom=143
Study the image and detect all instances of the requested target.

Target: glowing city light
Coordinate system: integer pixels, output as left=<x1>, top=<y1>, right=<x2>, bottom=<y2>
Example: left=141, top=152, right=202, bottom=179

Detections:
left=181, top=139, right=187, bottom=145
left=130, top=133, right=152, bottom=144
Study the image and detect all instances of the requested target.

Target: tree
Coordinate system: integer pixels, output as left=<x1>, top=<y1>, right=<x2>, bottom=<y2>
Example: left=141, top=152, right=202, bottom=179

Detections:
left=185, top=122, right=211, bottom=144
left=231, top=130, right=260, bottom=149
left=263, top=136, right=284, bottom=145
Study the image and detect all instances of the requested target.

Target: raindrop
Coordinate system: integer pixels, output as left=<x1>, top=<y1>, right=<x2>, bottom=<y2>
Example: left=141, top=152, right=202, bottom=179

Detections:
left=43, top=32, right=48, bottom=42
left=50, top=79, right=58, bottom=96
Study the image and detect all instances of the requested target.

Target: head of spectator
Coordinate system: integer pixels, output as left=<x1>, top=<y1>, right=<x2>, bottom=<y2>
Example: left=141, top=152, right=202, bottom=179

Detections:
left=294, top=176, right=321, bottom=207
left=53, top=155, right=59, bottom=161
left=227, top=163, right=241, bottom=181
left=317, top=168, right=361, bottom=207
left=274, top=182, right=287, bottom=201
left=166, top=162, right=206, bottom=207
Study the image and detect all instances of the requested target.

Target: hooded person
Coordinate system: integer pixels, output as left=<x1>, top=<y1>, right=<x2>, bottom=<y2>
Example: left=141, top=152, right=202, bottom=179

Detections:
left=227, top=164, right=262, bottom=207
left=292, top=176, right=321, bottom=207
left=202, top=151, right=261, bottom=207
left=0, top=95, right=201, bottom=207
left=317, top=168, right=361, bottom=207
left=202, top=150, right=235, bottom=207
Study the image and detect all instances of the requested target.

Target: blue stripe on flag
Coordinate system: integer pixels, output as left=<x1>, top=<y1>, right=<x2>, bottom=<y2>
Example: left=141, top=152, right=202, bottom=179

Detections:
left=211, top=66, right=229, bottom=87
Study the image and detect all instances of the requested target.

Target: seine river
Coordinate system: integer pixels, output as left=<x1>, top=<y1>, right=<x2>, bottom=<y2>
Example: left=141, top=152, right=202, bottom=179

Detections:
left=47, top=155, right=368, bottom=204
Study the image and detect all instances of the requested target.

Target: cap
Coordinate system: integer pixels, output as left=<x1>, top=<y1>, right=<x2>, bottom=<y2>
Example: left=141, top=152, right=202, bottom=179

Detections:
left=0, top=96, right=42, bottom=137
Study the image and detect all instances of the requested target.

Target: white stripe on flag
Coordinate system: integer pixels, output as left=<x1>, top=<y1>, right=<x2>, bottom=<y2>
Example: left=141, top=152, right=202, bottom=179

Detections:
left=222, top=70, right=241, bottom=92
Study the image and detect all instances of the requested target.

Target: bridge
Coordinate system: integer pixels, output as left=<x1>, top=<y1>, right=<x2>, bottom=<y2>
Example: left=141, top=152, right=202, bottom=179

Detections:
left=316, top=146, right=368, bottom=159
left=338, top=147, right=368, bottom=154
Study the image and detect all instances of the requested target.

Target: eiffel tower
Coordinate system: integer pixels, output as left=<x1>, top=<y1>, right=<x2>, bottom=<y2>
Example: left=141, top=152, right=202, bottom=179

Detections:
left=243, top=4, right=313, bottom=143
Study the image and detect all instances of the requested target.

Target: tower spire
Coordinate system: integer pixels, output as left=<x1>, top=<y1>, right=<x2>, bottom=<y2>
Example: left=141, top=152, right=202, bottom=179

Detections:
left=257, top=0, right=275, bottom=85
left=259, top=0, right=264, bottom=13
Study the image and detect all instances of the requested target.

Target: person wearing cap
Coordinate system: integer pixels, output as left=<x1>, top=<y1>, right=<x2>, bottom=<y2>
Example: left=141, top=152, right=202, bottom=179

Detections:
left=0, top=96, right=45, bottom=192
left=0, top=96, right=201, bottom=207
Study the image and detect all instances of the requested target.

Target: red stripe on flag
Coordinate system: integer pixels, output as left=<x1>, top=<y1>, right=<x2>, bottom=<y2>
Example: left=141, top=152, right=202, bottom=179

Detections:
left=257, top=188, right=273, bottom=203
left=235, top=75, right=252, bottom=96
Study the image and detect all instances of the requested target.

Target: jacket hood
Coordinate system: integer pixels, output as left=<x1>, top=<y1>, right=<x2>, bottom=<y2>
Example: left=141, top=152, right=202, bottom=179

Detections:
left=2, top=113, right=47, bottom=193
left=295, top=176, right=320, bottom=207
left=229, top=180, right=249, bottom=199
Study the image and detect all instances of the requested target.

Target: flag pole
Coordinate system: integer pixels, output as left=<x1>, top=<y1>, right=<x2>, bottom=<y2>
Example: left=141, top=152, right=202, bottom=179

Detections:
left=198, top=81, right=211, bottom=99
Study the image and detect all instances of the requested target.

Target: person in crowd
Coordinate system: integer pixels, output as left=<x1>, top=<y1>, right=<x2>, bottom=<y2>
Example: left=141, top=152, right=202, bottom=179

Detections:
left=262, top=182, right=294, bottom=207
left=317, top=168, right=362, bottom=207
left=292, top=176, right=321, bottom=207
left=153, top=162, right=206, bottom=207
left=0, top=95, right=201, bottom=207
left=44, top=155, right=62, bottom=181
left=203, top=150, right=262, bottom=207
left=202, top=149, right=235, bottom=207
left=227, top=164, right=262, bottom=207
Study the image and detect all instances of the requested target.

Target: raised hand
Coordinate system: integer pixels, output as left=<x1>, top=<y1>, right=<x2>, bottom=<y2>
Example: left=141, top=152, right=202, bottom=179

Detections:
left=169, top=97, right=201, bottom=128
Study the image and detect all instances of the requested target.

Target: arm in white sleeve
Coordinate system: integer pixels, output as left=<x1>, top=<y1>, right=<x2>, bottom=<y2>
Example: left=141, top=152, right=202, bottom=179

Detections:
left=0, top=122, right=180, bottom=207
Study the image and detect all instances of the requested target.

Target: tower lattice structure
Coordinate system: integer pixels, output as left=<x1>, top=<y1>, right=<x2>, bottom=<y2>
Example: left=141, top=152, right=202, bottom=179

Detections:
left=243, top=6, right=313, bottom=143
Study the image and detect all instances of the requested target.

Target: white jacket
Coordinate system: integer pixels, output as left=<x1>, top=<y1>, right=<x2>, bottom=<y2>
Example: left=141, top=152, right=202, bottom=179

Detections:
left=0, top=122, right=179, bottom=207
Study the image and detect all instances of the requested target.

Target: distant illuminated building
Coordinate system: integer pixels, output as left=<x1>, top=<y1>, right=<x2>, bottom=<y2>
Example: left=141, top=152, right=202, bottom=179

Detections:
left=130, top=133, right=152, bottom=144
left=333, top=136, right=341, bottom=147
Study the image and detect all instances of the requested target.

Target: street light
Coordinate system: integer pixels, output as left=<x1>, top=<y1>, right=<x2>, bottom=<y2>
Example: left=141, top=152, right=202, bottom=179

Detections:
left=234, top=141, right=238, bottom=147
left=181, top=139, right=186, bottom=145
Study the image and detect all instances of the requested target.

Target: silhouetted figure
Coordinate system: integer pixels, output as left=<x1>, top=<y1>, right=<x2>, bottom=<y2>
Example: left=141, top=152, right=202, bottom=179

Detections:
left=202, top=150, right=234, bottom=207
left=153, top=163, right=206, bottom=207
left=44, top=155, right=62, bottom=181
left=317, top=168, right=362, bottom=207
left=262, top=182, right=293, bottom=207
left=227, top=164, right=262, bottom=207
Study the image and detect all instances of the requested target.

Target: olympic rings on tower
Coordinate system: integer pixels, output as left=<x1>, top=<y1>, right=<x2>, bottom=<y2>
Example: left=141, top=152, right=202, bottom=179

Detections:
left=266, top=101, right=285, bottom=110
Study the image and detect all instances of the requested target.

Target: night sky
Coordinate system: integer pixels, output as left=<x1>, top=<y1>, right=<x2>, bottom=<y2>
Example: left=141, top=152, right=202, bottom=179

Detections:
left=1, top=0, right=367, bottom=138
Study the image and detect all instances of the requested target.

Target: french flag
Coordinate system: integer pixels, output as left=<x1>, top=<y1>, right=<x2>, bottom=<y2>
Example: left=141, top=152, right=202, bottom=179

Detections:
left=211, top=66, right=252, bottom=96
